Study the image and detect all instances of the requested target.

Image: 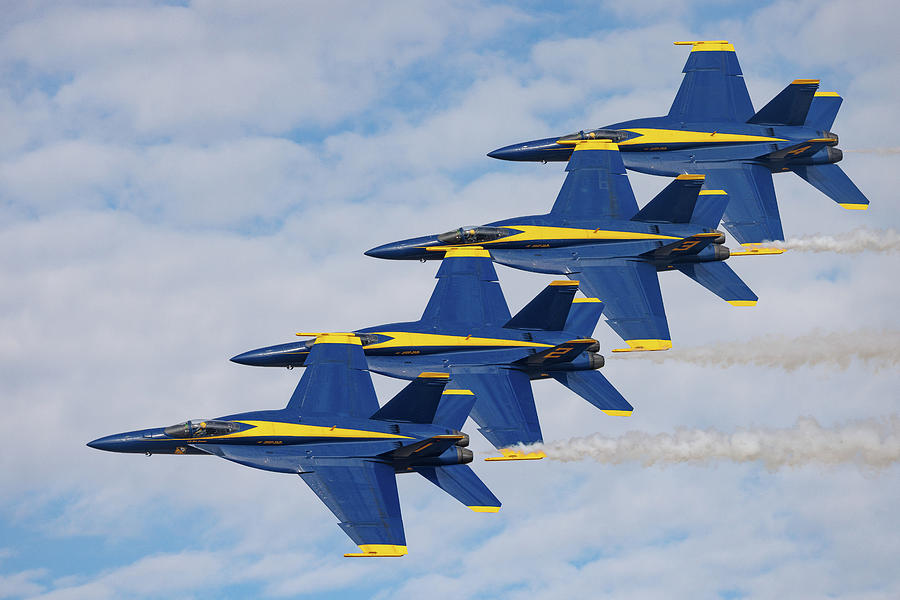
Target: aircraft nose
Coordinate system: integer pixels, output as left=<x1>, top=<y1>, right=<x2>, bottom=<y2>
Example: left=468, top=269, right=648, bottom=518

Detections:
left=231, top=341, right=310, bottom=367
left=365, top=235, right=439, bottom=260
left=486, top=143, right=523, bottom=160
left=487, top=136, right=572, bottom=162
left=87, top=433, right=130, bottom=452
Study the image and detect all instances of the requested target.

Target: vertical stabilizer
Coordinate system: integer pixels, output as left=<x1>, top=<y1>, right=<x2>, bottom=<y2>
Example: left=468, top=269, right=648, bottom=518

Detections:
left=804, top=92, right=842, bottom=130
left=563, top=297, right=604, bottom=337
left=748, top=79, right=819, bottom=126
left=504, top=280, right=578, bottom=331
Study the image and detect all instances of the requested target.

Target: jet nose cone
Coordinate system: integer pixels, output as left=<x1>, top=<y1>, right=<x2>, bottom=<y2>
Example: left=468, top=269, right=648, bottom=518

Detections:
left=231, top=341, right=310, bottom=368
left=365, top=235, right=439, bottom=260
left=87, top=433, right=127, bottom=452
left=488, top=136, right=576, bottom=162
left=487, top=143, right=524, bottom=160
left=230, top=349, right=263, bottom=366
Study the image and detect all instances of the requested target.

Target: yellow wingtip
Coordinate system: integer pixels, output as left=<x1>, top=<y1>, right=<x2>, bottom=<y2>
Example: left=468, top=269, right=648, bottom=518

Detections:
left=727, top=300, right=757, bottom=307
left=484, top=449, right=546, bottom=462
left=344, top=544, right=408, bottom=557
left=468, top=506, right=501, bottom=513
left=839, top=203, right=868, bottom=210
left=612, top=339, right=672, bottom=353
left=603, top=410, right=633, bottom=417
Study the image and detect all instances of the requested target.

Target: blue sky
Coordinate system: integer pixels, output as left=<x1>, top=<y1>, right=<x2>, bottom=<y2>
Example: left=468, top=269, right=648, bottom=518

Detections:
left=1, top=1, right=898, bottom=598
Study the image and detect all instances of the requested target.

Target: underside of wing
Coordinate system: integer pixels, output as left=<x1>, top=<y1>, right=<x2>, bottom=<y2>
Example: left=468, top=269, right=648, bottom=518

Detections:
left=669, top=41, right=755, bottom=123
left=550, top=140, right=639, bottom=221
left=448, top=366, right=541, bottom=450
left=420, top=248, right=512, bottom=328
left=698, top=163, right=783, bottom=244
left=299, top=458, right=407, bottom=557
left=568, top=261, right=671, bottom=352
left=285, top=335, right=380, bottom=419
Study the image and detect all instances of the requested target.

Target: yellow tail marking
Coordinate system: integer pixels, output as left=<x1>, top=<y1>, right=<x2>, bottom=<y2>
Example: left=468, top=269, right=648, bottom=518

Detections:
left=699, top=190, right=727, bottom=195
left=485, top=448, right=546, bottom=461
left=676, top=173, right=705, bottom=180
left=550, top=280, right=578, bottom=286
left=468, top=506, right=501, bottom=513
left=727, top=300, right=758, bottom=307
left=603, top=410, right=633, bottom=417
left=442, top=389, right=474, bottom=395
left=345, top=545, right=408, bottom=558
left=792, top=79, right=820, bottom=85
left=572, top=298, right=602, bottom=304
left=815, top=91, right=840, bottom=97
left=612, top=339, right=672, bottom=353
left=839, top=203, right=868, bottom=210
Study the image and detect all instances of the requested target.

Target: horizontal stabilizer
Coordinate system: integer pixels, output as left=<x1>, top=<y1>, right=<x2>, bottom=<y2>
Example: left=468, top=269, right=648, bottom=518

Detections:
left=514, top=339, right=598, bottom=367
left=414, top=464, right=501, bottom=512
left=791, top=164, right=869, bottom=210
left=551, top=370, right=633, bottom=416
left=640, top=233, right=721, bottom=262
left=690, top=191, right=729, bottom=229
left=677, top=262, right=757, bottom=305
left=631, top=174, right=705, bottom=224
left=504, top=280, right=577, bottom=331
left=564, top=298, right=604, bottom=337
left=370, top=373, right=451, bottom=424
left=748, top=79, right=819, bottom=126
left=805, top=92, right=842, bottom=130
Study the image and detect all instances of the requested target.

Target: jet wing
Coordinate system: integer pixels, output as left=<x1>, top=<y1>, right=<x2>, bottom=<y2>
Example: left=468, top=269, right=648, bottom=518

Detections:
left=549, top=140, right=639, bottom=221
left=285, top=335, right=380, bottom=419
left=420, top=247, right=512, bottom=328
left=695, top=163, right=783, bottom=244
left=567, top=261, right=671, bottom=352
left=668, top=41, right=755, bottom=123
left=448, top=366, right=542, bottom=450
left=299, top=458, right=408, bottom=557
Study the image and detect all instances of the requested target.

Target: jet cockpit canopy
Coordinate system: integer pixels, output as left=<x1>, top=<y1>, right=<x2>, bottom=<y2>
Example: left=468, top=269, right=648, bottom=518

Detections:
left=557, top=128, right=631, bottom=143
left=163, top=419, right=240, bottom=439
left=437, top=226, right=511, bottom=245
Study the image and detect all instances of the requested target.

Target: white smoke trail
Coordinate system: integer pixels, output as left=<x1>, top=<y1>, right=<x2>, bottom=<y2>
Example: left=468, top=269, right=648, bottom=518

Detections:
left=843, top=147, right=900, bottom=155
left=614, top=329, right=900, bottom=372
left=527, top=416, right=900, bottom=470
left=771, top=228, right=900, bottom=253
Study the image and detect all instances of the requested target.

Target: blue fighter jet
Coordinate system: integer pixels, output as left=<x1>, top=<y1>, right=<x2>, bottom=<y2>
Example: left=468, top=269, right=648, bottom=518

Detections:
left=232, top=247, right=631, bottom=460
left=487, top=40, right=869, bottom=244
left=365, top=140, right=773, bottom=352
left=88, top=334, right=500, bottom=557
